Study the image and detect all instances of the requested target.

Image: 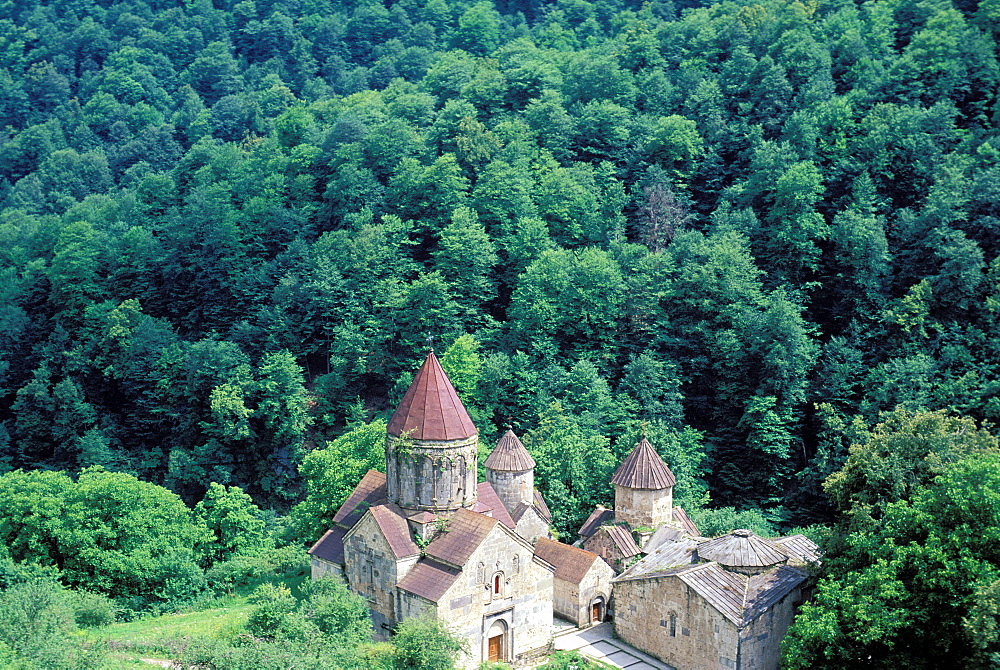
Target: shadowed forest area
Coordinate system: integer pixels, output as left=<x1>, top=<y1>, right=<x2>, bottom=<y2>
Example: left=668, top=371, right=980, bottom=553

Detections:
left=2, top=0, right=1000, bottom=665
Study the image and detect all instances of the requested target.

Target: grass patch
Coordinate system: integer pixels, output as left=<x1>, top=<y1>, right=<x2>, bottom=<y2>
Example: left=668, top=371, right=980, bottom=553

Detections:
left=88, top=569, right=310, bottom=667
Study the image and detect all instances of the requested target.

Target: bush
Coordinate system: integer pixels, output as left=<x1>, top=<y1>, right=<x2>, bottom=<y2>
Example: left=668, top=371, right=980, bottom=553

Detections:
left=70, top=590, right=115, bottom=628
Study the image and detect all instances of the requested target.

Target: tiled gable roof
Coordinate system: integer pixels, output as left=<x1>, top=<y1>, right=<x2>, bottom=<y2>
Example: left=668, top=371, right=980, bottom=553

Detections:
left=387, top=351, right=477, bottom=441
left=308, top=526, right=347, bottom=564
left=484, top=429, right=535, bottom=472
left=603, top=524, right=642, bottom=558
left=424, top=508, right=497, bottom=568
left=473, top=481, right=516, bottom=529
left=396, top=559, right=461, bottom=602
left=368, top=504, right=420, bottom=559
left=774, top=534, right=821, bottom=566
left=534, top=538, right=599, bottom=584
left=533, top=489, right=551, bottom=521
left=333, top=470, right=387, bottom=528
left=610, top=437, right=676, bottom=490
left=678, top=562, right=749, bottom=624
left=672, top=506, right=700, bottom=536
left=696, top=529, right=789, bottom=569
left=578, top=506, right=615, bottom=539
left=617, top=537, right=699, bottom=580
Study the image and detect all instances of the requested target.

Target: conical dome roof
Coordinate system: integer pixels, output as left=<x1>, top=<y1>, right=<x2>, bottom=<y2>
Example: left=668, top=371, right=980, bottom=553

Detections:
left=610, top=437, right=676, bottom=489
left=387, top=351, right=477, bottom=441
left=696, top=529, right=789, bottom=569
left=484, top=429, right=535, bottom=472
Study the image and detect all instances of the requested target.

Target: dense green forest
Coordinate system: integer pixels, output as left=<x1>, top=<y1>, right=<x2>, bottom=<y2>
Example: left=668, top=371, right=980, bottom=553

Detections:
left=2, top=0, right=1000, bottom=665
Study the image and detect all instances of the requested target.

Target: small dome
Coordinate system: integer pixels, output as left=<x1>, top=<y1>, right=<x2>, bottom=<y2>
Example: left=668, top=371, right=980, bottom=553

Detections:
left=696, top=529, right=789, bottom=569
left=484, top=429, right=535, bottom=472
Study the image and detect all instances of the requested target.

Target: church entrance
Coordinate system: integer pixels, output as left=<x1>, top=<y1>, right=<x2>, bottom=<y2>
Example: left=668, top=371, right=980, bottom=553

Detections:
left=486, top=619, right=508, bottom=662
left=591, top=596, right=605, bottom=623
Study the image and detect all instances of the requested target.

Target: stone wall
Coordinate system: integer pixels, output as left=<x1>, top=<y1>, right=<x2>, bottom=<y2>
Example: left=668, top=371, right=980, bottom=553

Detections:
left=514, top=506, right=549, bottom=544
left=343, top=512, right=417, bottom=639
left=614, top=485, right=673, bottom=528
left=737, top=586, right=803, bottom=670
left=386, top=434, right=480, bottom=512
left=486, top=468, right=533, bottom=515
left=583, top=527, right=634, bottom=573
left=310, top=556, right=343, bottom=581
left=436, top=524, right=554, bottom=669
left=613, top=575, right=738, bottom=670
left=552, top=559, right=613, bottom=627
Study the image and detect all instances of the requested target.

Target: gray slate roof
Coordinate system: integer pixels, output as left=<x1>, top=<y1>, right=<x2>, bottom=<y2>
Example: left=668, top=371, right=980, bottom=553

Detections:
left=578, top=506, right=615, bottom=539
left=610, top=437, right=676, bottom=490
left=696, top=529, right=789, bottom=568
left=774, top=534, right=822, bottom=565
left=484, top=429, right=536, bottom=472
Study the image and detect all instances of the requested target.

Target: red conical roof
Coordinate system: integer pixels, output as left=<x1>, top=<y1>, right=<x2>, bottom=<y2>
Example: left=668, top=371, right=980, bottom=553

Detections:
left=387, top=351, right=478, bottom=441
left=484, top=429, right=536, bottom=472
left=610, top=437, right=676, bottom=489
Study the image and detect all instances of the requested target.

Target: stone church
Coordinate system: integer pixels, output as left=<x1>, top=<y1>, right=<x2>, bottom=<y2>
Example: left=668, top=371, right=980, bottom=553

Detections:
left=308, top=350, right=818, bottom=669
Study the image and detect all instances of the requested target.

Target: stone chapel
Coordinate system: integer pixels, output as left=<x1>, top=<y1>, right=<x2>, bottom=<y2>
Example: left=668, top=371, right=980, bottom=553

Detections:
left=307, top=350, right=818, bottom=669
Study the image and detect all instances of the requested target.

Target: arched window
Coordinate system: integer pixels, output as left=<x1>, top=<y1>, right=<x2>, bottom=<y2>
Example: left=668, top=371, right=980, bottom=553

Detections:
left=492, top=572, right=504, bottom=598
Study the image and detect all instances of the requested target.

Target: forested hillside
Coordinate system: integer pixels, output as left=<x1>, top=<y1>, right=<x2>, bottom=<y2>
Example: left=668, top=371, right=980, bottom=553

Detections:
left=3, top=0, right=1000, bottom=535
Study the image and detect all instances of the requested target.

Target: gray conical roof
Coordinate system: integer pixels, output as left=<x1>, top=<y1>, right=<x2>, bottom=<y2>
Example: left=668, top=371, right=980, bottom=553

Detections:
left=696, top=529, right=789, bottom=568
left=484, top=429, right=535, bottom=472
left=610, top=437, right=676, bottom=489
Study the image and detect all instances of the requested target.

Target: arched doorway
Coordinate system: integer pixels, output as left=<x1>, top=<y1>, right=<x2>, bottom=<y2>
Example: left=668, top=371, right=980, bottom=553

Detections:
left=486, top=619, right=508, bottom=662
left=590, top=596, right=605, bottom=624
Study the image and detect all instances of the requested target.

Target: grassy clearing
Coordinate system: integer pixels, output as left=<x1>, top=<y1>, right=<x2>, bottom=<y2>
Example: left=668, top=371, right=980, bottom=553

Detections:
left=88, top=571, right=309, bottom=668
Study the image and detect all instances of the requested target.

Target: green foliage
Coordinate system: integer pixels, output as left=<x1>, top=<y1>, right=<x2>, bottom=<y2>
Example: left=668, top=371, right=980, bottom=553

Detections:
left=784, top=452, right=1000, bottom=669
left=391, top=616, right=466, bottom=670
left=0, top=467, right=211, bottom=607
left=290, top=420, right=387, bottom=540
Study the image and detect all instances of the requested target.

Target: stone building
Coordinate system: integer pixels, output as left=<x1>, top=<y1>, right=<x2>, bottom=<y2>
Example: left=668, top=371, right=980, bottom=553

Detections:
left=612, top=529, right=820, bottom=670
left=308, top=350, right=818, bottom=669
left=309, top=351, right=560, bottom=667
left=579, top=437, right=699, bottom=573
left=533, top=537, right=615, bottom=627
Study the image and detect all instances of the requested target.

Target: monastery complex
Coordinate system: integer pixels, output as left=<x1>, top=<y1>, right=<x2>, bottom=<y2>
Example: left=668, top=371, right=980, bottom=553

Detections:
left=308, top=350, right=819, bottom=669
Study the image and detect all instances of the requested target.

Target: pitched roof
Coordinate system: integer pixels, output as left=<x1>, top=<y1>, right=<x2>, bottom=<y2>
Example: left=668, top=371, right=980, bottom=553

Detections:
left=672, top=506, right=700, bottom=536
left=533, top=489, right=551, bottom=521
left=617, top=537, right=699, bottom=580
left=619, top=559, right=808, bottom=627
left=696, top=529, right=789, bottom=569
left=643, top=526, right=687, bottom=554
left=484, top=429, right=536, bottom=472
left=387, top=351, right=477, bottom=441
left=578, top=506, right=615, bottom=539
left=534, top=538, right=600, bottom=584
left=473, top=481, right=516, bottom=529
left=308, top=526, right=347, bottom=564
left=333, top=470, right=387, bottom=528
left=368, top=504, right=421, bottom=559
left=601, top=524, right=642, bottom=558
left=744, top=565, right=809, bottom=623
left=610, top=437, right=676, bottom=490
left=774, top=534, right=822, bottom=566
left=396, top=559, right=461, bottom=602
left=424, top=508, right=498, bottom=568
left=678, top=562, right=751, bottom=625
